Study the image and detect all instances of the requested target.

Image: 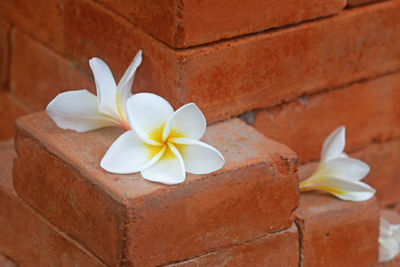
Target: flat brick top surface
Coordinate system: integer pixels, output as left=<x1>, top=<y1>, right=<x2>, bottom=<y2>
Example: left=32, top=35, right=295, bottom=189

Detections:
left=16, top=112, right=296, bottom=204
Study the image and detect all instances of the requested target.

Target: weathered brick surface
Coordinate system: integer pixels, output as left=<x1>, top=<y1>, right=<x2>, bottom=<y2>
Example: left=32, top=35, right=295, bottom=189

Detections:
left=295, top=192, right=380, bottom=266
left=0, top=92, right=28, bottom=141
left=254, top=72, right=400, bottom=162
left=166, top=224, right=299, bottom=267
left=348, top=0, right=384, bottom=7
left=352, top=139, right=400, bottom=207
left=0, top=18, right=10, bottom=90
left=65, top=0, right=400, bottom=123
left=0, top=141, right=105, bottom=267
left=0, top=0, right=64, bottom=52
left=11, top=29, right=93, bottom=111
left=97, top=0, right=346, bottom=48
left=13, top=112, right=299, bottom=266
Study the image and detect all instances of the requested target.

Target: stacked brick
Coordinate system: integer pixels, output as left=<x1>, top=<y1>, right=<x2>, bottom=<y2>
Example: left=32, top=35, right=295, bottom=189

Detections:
left=0, top=0, right=399, bottom=265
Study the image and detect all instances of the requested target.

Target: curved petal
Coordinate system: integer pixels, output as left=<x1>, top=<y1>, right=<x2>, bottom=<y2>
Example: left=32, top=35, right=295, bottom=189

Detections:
left=141, top=142, right=185, bottom=185
left=126, top=93, right=174, bottom=145
left=170, top=138, right=224, bottom=174
left=318, top=157, right=370, bottom=181
left=117, top=50, right=142, bottom=102
left=162, top=103, right=206, bottom=141
left=46, top=90, right=116, bottom=132
left=100, top=130, right=166, bottom=174
left=379, top=237, right=399, bottom=262
left=89, top=57, right=118, bottom=118
left=321, top=126, right=345, bottom=162
left=300, top=176, right=376, bottom=201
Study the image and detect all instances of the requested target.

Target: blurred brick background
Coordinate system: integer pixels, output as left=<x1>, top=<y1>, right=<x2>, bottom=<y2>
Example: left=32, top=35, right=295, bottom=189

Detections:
left=0, top=0, right=399, bottom=265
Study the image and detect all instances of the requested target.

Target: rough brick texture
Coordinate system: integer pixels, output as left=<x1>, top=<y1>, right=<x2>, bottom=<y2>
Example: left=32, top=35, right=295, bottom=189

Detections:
left=11, top=29, right=94, bottom=111
left=0, top=18, right=10, bottom=90
left=0, top=141, right=105, bottom=267
left=0, top=0, right=64, bottom=52
left=0, top=92, right=28, bottom=141
left=166, top=224, right=299, bottom=267
left=295, top=193, right=380, bottom=266
left=97, top=0, right=346, bottom=48
left=254, top=72, right=400, bottom=162
left=13, top=112, right=299, bottom=266
left=65, top=0, right=400, bottom=123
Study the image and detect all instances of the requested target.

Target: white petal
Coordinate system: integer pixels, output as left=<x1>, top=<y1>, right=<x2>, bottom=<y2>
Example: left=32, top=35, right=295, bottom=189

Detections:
left=162, top=103, right=206, bottom=141
left=89, top=57, right=118, bottom=118
left=46, top=90, right=116, bottom=132
left=319, top=157, right=370, bottom=181
left=116, top=50, right=142, bottom=119
left=379, top=237, right=399, bottom=262
left=141, top=142, right=185, bottom=185
left=126, top=93, right=174, bottom=145
left=100, top=130, right=165, bottom=174
left=301, top=176, right=376, bottom=201
left=321, top=126, right=345, bottom=162
left=170, top=138, right=225, bottom=174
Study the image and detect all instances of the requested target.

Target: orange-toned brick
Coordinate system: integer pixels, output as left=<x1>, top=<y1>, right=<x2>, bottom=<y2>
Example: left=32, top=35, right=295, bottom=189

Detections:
left=0, top=141, right=105, bottom=267
left=348, top=0, right=384, bottom=7
left=295, top=193, right=380, bottom=266
left=254, top=72, right=400, bottom=162
left=13, top=112, right=299, bottom=266
left=166, top=224, right=299, bottom=267
left=352, top=139, right=400, bottom=207
left=0, top=18, right=10, bottom=90
left=65, top=0, right=400, bottom=123
left=0, top=92, right=28, bottom=141
left=10, top=29, right=93, bottom=111
left=97, top=0, right=346, bottom=48
left=0, top=0, right=64, bottom=52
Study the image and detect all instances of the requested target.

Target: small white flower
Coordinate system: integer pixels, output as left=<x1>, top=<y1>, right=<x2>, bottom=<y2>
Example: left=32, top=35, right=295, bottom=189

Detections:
left=379, top=217, right=400, bottom=262
left=299, top=126, right=376, bottom=201
left=46, top=50, right=142, bottom=132
left=101, top=93, right=225, bottom=185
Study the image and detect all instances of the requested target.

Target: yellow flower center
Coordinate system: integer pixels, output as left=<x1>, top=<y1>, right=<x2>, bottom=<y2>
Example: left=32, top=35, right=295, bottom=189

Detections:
left=147, top=124, right=186, bottom=160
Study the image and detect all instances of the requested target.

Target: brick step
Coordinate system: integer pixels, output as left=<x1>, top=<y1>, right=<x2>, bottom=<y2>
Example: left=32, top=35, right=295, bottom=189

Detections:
left=63, top=0, right=400, bottom=124
left=0, top=140, right=105, bottom=266
left=254, top=71, right=400, bottom=163
left=12, top=112, right=299, bottom=266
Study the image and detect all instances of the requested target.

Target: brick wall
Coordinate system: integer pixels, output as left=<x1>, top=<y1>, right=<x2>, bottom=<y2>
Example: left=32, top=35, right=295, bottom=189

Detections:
left=0, top=0, right=399, bottom=265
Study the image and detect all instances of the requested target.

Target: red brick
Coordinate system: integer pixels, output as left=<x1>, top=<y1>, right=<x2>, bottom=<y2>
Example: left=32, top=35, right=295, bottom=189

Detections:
left=13, top=112, right=299, bottom=266
left=254, top=72, right=400, bottom=162
left=0, top=141, right=105, bottom=267
left=352, top=139, right=400, bottom=207
left=166, top=224, right=299, bottom=267
left=295, top=193, right=380, bottom=266
left=0, top=18, right=10, bottom=90
left=10, top=29, right=94, bottom=111
left=97, top=0, right=346, bottom=48
left=65, top=0, right=400, bottom=123
left=348, top=0, right=384, bottom=7
left=0, top=0, right=64, bottom=52
left=0, top=92, right=28, bottom=141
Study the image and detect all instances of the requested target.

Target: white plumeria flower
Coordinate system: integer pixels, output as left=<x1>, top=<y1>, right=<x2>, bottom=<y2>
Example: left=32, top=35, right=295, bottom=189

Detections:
left=379, top=217, right=400, bottom=262
left=101, top=93, right=225, bottom=185
left=299, top=126, right=376, bottom=201
left=46, top=50, right=142, bottom=132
